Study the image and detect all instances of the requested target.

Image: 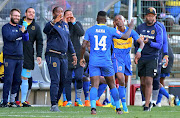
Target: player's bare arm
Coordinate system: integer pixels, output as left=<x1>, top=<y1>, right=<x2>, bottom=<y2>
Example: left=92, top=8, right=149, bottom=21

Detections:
left=134, top=36, right=145, bottom=64
left=80, top=40, right=89, bottom=67
left=121, top=19, right=134, bottom=39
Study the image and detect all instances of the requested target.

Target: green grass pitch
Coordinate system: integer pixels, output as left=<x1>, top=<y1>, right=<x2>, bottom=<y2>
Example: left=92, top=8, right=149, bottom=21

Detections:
left=0, top=106, right=180, bottom=118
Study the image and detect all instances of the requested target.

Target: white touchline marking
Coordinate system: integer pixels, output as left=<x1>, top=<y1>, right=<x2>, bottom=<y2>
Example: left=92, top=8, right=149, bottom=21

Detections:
left=0, top=115, right=68, bottom=117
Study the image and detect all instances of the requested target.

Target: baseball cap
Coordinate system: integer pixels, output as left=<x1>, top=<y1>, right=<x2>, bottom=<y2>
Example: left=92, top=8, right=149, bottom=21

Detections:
left=146, top=8, right=156, bottom=15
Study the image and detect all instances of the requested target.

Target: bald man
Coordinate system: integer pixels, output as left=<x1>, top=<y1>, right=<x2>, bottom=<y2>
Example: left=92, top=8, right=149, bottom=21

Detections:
left=112, top=15, right=144, bottom=113
left=43, top=6, right=77, bottom=112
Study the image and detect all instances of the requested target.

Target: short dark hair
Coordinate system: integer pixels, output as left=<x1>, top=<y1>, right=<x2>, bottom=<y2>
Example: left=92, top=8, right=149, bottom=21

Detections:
left=64, top=9, right=71, bottom=16
left=52, top=6, right=61, bottom=14
left=97, top=11, right=106, bottom=17
left=25, top=7, right=34, bottom=13
left=10, top=8, right=21, bottom=15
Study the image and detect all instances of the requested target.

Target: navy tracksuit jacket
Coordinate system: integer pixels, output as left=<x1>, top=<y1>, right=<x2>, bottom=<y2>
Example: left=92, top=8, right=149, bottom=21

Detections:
left=2, top=23, right=29, bottom=104
left=43, top=21, right=75, bottom=105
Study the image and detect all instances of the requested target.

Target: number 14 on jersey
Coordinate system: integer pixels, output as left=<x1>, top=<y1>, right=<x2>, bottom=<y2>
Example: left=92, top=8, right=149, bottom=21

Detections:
left=94, top=35, right=107, bottom=51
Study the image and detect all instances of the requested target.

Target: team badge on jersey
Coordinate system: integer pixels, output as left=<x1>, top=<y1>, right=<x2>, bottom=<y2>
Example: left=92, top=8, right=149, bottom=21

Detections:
left=27, top=69, right=31, bottom=72
left=116, top=30, right=122, bottom=35
left=5, top=62, right=8, bottom=67
left=31, top=26, right=35, bottom=30
left=151, top=30, right=155, bottom=34
left=118, top=66, right=122, bottom=71
left=53, top=62, right=57, bottom=67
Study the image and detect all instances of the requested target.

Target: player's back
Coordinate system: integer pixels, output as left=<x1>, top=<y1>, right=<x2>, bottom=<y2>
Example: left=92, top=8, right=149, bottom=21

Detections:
left=84, top=24, right=119, bottom=67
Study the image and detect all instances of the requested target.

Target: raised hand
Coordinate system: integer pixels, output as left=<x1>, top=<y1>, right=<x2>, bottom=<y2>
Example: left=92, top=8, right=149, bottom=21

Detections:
left=70, top=16, right=76, bottom=23
left=127, top=19, right=134, bottom=29
left=54, top=13, right=63, bottom=23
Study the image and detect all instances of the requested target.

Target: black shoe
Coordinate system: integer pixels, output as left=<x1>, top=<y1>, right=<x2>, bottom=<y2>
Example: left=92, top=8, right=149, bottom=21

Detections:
left=144, top=106, right=151, bottom=111
left=0, top=103, right=9, bottom=108
left=22, top=102, right=31, bottom=107
left=149, top=102, right=152, bottom=108
left=152, top=102, right=156, bottom=107
left=116, top=108, right=123, bottom=114
left=9, top=102, right=20, bottom=107
left=91, top=108, right=96, bottom=115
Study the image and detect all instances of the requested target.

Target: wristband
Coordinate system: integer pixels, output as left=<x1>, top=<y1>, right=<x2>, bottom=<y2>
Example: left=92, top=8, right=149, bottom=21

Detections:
left=137, top=48, right=142, bottom=52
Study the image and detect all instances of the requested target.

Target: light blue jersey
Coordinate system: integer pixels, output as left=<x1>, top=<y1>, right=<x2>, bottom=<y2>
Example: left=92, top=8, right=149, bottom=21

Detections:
left=84, top=24, right=122, bottom=67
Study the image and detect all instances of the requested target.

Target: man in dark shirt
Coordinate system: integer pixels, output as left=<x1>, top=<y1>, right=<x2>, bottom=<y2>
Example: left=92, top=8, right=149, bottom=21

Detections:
left=63, top=10, right=85, bottom=107
left=1, top=8, right=29, bottom=107
left=43, top=6, right=77, bottom=112
left=15, top=7, right=43, bottom=107
left=136, top=8, right=163, bottom=111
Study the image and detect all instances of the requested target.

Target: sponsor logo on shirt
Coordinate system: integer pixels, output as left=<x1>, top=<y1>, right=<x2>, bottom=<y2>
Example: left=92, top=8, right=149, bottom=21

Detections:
left=113, top=37, right=133, bottom=49
left=12, top=30, right=18, bottom=32
left=140, top=34, right=154, bottom=39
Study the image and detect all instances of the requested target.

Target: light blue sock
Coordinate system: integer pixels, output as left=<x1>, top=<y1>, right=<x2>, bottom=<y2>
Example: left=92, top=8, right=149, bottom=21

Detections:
left=21, top=79, right=28, bottom=103
left=90, top=87, right=97, bottom=108
left=122, top=102, right=127, bottom=109
left=159, top=87, right=169, bottom=99
left=111, top=95, right=115, bottom=106
left=157, top=93, right=163, bottom=104
left=110, top=88, right=120, bottom=109
left=118, top=86, right=126, bottom=102
left=63, top=88, right=67, bottom=101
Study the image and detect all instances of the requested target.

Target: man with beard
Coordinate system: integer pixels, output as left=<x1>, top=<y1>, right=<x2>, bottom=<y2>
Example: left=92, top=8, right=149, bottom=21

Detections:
left=1, top=8, right=29, bottom=107
left=15, top=7, right=43, bottom=107
left=135, top=8, right=163, bottom=111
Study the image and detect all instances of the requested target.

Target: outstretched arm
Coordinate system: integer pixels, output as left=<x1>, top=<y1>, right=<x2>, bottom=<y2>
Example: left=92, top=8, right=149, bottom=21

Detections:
left=121, top=19, right=134, bottom=39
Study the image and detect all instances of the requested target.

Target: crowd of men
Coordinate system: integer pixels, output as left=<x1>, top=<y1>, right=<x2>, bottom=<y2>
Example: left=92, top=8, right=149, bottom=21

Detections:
left=0, top=5, right=174, bottom=115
